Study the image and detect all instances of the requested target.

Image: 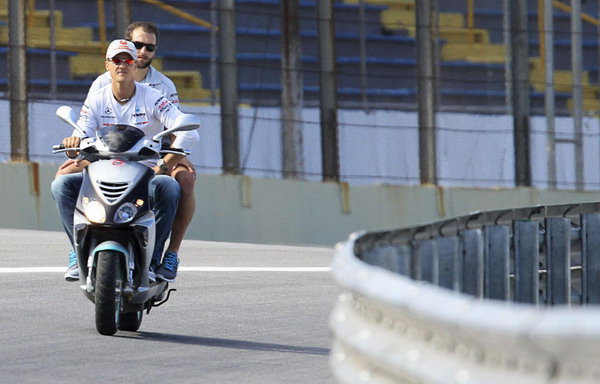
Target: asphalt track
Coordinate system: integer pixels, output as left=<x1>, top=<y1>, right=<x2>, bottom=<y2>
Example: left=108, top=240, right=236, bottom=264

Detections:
left=0, top=228, right=338, bottom=383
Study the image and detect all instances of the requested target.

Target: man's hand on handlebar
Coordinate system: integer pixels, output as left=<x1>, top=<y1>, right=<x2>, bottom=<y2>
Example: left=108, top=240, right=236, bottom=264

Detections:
left=62, top=136, right=81, bottom=159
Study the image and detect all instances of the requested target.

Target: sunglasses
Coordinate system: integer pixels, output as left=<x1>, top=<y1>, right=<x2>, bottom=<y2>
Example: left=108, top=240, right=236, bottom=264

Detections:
left=109, top=57, right=135, bottom=66
left=132, top=41, right=156, bottom=52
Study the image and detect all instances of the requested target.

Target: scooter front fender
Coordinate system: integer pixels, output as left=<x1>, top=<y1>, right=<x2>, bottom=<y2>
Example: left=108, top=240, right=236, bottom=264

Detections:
left=92, top=240, right=129, bottom=257
left=89, top=240, right=129, bottom=291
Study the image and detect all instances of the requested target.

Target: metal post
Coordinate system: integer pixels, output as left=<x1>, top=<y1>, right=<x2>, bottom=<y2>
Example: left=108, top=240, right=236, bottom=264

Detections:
left=514, top=220, right=539, bottom=304
left=113, top=0, right=130, bottom=39
left=392, top=245, right=411, bottom=276
left=416, top=0, right=437, bottom=185
left=460, top=229, right=484, bottom=297
left=484, top=225, right=510, bottom=301
left=9, top=0, right=28, bottom=162
left=49, top=0, right=57, bottom=99
left=544, top=0, right=557, bottom=189
left=582, top=214, right=600, bottom=304
left=503, top=0, right=513, bottom=113
left=416, top=239, right=438, bottom=284
left=358, top=0, right=368, bottom=109
left=545, top=218, right=571, bottom=305
left=281, top=0, right=304, bottom=179
left=570, top=0, right=584, bottom=190
left=210, top=0, right=219, bottom=104
left=437, top=236, right=459, bottom=290
left=97, top=0, right=107, bottom=51
left=510, top=0, right=531, bottom=186
left=598, top=1, right=600, bottom=117
left=431, top=0, right=440, bottom=110
left=363, top=245, right=410, bottom=275
left=219, top=0, right=240, bottom=174
left=317, top=0, right=339, bottom=182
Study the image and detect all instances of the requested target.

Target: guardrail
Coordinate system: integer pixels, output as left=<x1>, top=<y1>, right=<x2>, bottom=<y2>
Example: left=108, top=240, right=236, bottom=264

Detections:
left=330, top=202, right=600, bottom=383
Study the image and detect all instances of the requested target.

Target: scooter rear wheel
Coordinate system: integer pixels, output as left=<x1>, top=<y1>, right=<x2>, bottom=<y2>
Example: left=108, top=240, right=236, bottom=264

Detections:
left=119, top=311, right=143, bottom=332
left=95, top=251, right=123, bottom=336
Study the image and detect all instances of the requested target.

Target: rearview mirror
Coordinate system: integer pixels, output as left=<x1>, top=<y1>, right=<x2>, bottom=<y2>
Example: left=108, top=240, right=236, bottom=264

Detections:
left=153, top=113, right=200, bottom=141
left=56, top=106, right=86, bottom=137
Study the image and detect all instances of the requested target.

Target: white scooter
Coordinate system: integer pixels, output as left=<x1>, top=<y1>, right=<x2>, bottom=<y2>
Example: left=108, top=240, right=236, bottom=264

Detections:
left=53, top=106, right=199, bottom=336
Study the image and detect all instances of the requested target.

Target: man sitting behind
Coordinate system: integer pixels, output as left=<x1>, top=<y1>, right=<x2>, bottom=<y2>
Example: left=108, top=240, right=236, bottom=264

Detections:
left=51, top=39, right=199, bottom=283
left=59, top=22, right=198, bottom=283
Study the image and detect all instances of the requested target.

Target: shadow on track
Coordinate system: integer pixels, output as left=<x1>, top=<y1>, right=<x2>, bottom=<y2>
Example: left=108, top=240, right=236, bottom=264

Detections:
left=117, top=331, right=330, bottom=356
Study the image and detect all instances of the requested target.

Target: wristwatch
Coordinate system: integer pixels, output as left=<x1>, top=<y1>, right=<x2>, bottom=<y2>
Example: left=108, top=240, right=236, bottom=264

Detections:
left=157, top=159, right=169, bottom=174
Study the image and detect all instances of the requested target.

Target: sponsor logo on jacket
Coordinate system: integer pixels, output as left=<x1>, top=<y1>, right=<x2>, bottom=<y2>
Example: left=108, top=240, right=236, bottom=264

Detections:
left=154, top=96, right=173, bottom=113
left=101, top=106, right=114, bottom=119
left=132, top=104, right=146, bottom=118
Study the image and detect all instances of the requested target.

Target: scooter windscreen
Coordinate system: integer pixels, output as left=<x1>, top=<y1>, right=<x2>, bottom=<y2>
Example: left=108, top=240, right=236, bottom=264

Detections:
left=98, top=125, right=145, bottom=152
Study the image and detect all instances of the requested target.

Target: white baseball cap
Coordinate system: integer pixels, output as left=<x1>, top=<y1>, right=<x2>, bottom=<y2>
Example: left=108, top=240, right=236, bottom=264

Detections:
left=106, top=39, right=137, bottom=60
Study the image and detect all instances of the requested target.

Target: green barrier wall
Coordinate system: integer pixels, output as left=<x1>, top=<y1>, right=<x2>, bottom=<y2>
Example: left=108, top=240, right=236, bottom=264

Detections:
left=3, top=162, right=600, bottom=247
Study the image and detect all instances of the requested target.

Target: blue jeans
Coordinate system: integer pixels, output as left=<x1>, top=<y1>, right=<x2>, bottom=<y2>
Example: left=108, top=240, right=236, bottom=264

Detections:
left=51, top=173, right=180, bottom=265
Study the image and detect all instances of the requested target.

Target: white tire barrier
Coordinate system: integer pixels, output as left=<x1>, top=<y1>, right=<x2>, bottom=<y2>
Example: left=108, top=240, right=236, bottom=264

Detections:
left=330, top=232, right=600, bottom=384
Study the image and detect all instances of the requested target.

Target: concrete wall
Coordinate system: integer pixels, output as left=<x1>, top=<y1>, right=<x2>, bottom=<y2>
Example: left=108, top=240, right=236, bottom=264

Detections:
left=3, top=161, right=600, bottom=247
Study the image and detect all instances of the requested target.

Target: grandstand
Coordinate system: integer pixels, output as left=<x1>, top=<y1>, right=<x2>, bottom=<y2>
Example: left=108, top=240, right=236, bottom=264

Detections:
left=0, top=0, right=599, bottom=114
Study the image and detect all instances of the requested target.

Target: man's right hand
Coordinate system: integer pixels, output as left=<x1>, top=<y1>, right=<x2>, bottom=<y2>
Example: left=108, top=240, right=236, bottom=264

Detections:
left=62, top=137, right=81, bottom=159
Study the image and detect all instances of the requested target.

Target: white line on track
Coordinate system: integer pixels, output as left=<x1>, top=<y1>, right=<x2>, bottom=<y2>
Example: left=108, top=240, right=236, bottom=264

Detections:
left=0, top=266, right=331, bottom=273
left=182, top=267, right=331, bottom=272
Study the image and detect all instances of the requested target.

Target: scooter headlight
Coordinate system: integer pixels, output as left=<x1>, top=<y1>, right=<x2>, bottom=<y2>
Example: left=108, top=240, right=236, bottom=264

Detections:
left=82, top=197, right=106, bottom=224
left=114, top=202, right=138, bottom=223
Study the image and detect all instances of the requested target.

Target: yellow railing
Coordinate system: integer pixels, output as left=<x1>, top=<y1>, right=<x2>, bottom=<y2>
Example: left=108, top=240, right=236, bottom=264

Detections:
left=26, top=0, right=215, bottom=50
left=97, top=0, right=107, bottom=51
left=462, top=0, right=600, bottom=78
left=466, top=0, right=475, bottom=44
left=141, top=0, right=215, bottom=30
left=537, top=1, right=600, bottom=73
left=552, top=0, right=600, bottom=26
left=27, top=0, right=35, bottom=27
left=94, top=0, right=215, bottom=54
left=465, top=0, right=600, bottom=50
left=538, top=0, right=546, bottom=73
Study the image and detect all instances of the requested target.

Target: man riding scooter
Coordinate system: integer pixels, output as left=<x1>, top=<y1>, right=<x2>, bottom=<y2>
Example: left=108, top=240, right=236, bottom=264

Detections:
left=51, top=39, right=200, bottom=282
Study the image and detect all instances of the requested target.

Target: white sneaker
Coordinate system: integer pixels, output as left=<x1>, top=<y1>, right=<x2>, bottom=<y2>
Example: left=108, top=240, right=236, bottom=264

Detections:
left=64, top=249, right=79, bottom=282
left=149, top=264, right=157, bottom=283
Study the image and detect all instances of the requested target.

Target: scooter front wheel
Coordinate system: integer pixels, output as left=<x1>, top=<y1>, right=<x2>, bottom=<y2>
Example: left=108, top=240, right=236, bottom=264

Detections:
left=95, top=250, right=124, bottom=336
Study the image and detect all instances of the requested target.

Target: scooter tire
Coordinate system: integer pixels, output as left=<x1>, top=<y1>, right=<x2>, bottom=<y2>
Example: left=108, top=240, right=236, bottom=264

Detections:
left=119, top=311, right=143, bottom=332
left=95, top=250, right=123, bottom=336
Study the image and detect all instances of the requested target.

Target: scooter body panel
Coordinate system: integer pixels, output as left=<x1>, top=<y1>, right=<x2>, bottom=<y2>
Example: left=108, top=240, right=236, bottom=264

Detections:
left=52, top=111, right=200, bottom=333
left=73, top=159, right=162, bottom=311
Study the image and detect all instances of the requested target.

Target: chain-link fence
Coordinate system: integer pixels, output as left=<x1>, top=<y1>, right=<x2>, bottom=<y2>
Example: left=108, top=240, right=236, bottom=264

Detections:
left=2, top=0, right=600, bottom=189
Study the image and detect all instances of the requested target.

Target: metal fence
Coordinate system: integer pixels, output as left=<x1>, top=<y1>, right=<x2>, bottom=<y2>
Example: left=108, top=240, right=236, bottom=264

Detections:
left=354, top=201, right=600, bottom=305
left=3, top=0, right=600, bottom=188
left=330, top=200, right=600, bottom=382
left=330, top=221, right=600, bottom=383
left=6, top=0, right=600, bottom=113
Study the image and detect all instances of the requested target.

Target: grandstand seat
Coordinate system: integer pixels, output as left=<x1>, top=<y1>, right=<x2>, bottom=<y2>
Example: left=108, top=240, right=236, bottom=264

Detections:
left=440, top=61, right=506, bottom=91
left=433, top=0, right=598, bottom=15
left=128, top=0, right=387, bottom=35
left=0, top=47, right=74, bottom=80
left=529, top=38, right=600, bottom=70
left=234, top=0, right=387, bottom=35
left=471, top=9, right=580, bottom=44
left=81, top=21, right=418, bottom=61
left=0, top=78, right=90, bottom=100
left=15, top=0, right=599, bottom=112
left=238, top=82, right=417, bottom=105
left=34, top=0, right=101, bottom=27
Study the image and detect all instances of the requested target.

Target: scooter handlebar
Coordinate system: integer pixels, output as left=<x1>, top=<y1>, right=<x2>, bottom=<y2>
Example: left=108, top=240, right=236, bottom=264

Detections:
left=52, top=144, right=79, bottom=154
left=160, top=148, right=191, bottom=156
